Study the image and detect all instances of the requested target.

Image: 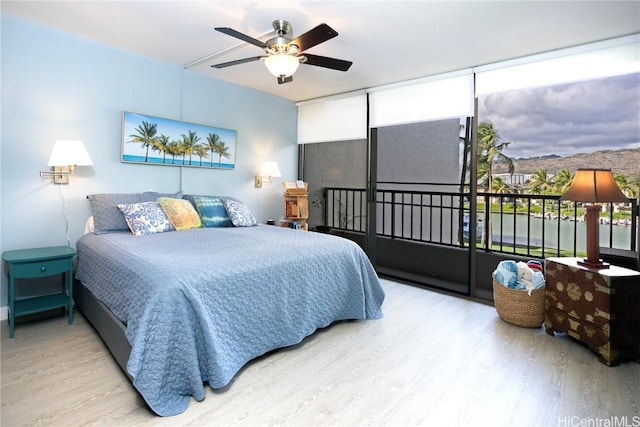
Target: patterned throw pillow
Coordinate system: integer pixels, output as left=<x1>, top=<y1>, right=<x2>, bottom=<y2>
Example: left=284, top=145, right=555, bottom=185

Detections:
left=193, top=196, right=232, bottom=227
left=88, top=191, right=183, bottom=234
left=157, top=197, right=202, bottom=230
left=117, top=201, right=175, bottom=236
left=223, top=199, right=257, bottom=227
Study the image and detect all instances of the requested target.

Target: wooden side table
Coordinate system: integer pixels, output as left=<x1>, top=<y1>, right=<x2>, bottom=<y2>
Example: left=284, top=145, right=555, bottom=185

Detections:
left=544, top=257, right=640, bottom=366
left=3, top=246, right=76, bottom=338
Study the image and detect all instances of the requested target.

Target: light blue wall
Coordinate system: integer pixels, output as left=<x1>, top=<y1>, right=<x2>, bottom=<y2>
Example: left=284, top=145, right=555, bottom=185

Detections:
left=0, top=15, right=298, bottom=309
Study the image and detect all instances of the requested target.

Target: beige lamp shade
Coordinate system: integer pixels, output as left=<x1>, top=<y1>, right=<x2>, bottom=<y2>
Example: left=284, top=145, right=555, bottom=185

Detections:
left=259, top=161, right=282, bottom=178
left=560, top=169, right=627, bottom=203
left=47, top=140, right=93, bottom=166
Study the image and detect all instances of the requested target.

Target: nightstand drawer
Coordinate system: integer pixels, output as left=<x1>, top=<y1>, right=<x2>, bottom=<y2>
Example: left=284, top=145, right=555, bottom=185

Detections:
left=12, top=258, right=71, bottom=278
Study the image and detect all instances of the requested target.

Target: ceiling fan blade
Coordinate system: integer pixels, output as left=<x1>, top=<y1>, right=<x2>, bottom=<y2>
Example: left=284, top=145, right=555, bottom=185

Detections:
left=211, top=56, right=263, bottom=69
left=278, top=76, right=293, bottom=85
left=288, top=23, right=338, bottom=51
left=215, top=27, right=268, bottom=49
left=302, top=54, right=352, bottom=72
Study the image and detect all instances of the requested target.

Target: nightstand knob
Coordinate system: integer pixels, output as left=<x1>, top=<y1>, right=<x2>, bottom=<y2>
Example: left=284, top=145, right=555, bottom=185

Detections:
left=40, top=266, right=47, bottom=272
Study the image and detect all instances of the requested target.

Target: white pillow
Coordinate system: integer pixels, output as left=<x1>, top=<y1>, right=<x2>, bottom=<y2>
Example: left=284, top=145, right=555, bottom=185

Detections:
left=84, top=216, right=95, bottom=234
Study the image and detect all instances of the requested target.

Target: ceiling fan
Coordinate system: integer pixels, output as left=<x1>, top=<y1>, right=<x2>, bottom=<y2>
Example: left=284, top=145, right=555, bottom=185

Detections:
left=211, top=20, right=353, bottom=84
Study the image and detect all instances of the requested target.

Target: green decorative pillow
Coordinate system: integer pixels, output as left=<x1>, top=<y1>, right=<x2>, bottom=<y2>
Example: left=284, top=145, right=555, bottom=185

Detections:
left=193, top=196, right=233, bottom=227
left=117, top=201, right=175, bottom=236
left=157, top=197, right=202, bottom=231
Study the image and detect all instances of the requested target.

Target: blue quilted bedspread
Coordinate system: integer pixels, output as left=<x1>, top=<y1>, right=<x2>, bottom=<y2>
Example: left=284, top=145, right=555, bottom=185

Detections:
left=75, top=226, right=384, bottom=416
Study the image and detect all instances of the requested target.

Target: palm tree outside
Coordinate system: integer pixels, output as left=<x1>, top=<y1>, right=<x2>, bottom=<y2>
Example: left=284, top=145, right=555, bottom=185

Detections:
left=475, top=121, right=515, bottom=245
left=528, top=169, right=553, bottom=195
left=552, top=168, right=573, bottom=195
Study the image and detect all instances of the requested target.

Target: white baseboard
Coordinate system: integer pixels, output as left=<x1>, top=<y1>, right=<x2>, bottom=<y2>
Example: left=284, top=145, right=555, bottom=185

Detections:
left=0, top=306, right=7, bottom=321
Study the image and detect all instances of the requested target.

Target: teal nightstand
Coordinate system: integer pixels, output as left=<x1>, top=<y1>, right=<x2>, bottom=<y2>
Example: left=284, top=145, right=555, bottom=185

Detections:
left=3, top=246, right=76, bottom=338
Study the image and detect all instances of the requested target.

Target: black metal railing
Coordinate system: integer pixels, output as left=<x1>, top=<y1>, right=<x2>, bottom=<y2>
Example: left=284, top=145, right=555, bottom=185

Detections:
left=322, top=186, right=638, bottom=257
left=324, top=187, right=368, bottom=232
left=376, top=189, right=468, bottom=247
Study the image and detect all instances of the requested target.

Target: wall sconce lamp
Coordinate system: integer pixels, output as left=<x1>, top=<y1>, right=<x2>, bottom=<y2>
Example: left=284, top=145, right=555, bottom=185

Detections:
left=255, top=161, right=281, bottom=188
left=560, top=168, right=628, bottom=269
left=39, top=140, right=93, bottom=184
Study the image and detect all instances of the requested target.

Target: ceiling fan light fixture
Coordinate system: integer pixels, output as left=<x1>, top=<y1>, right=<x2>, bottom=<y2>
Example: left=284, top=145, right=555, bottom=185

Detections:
left=264, top=54, right=300, bottom=78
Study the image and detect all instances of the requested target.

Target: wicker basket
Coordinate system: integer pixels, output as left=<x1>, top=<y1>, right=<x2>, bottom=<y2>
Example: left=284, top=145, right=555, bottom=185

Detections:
left=492, top=277, right=545, bottom=328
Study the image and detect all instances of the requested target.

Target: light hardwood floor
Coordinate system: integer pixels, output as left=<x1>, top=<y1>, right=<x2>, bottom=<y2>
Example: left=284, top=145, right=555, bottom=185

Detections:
left=2, top=279, right=639, bottom=427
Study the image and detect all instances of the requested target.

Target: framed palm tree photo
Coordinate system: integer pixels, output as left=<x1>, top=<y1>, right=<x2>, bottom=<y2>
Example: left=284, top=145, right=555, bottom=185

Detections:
left=121, top=111, right=236, bottom=169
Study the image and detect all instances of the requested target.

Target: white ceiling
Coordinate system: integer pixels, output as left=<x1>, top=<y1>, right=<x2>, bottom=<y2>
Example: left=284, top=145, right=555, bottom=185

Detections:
left=3, top=1, right=639, bottom=102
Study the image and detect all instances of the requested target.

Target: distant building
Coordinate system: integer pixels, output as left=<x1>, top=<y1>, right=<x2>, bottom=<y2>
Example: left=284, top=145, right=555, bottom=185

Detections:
left=493, top=173, right=531, bottom=185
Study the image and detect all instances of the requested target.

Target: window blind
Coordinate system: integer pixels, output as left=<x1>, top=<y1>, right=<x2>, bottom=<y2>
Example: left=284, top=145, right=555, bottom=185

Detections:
left=475, top=34, right=640, bottom=95
left=297, top=92, right=367, bottom=144
left=368, top=71, right=474, bottom=128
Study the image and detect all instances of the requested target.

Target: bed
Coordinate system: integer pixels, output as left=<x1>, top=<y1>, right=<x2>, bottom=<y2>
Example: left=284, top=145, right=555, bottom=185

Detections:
left=74, top=192, right=384, bottom=416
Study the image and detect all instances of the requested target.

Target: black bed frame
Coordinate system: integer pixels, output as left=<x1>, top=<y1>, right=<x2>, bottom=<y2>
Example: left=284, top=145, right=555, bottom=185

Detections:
left=73, top=280, right=132, bottom=379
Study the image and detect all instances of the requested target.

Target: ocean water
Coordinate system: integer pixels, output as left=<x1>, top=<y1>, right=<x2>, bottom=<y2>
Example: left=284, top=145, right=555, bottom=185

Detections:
left=122, top=154, right=234, bottom=169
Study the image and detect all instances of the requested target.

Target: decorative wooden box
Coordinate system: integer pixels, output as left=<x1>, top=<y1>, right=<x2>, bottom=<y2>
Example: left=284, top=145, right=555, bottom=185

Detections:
left=544, top=257, right=640, bottom=366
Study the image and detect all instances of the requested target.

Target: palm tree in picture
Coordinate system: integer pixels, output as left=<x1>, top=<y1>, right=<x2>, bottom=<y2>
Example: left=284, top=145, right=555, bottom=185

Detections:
left=128, top=120, right=158, bottom=162
left=476, top=121, right=514, bottom=246
left=153, top=134, right=171, bottom=164
left=181, top=130, right=201, bottom=166
left=213, top=141, right=231, bottom=167
left=166, top=140, right=181, bottom=165
left=194, top=145, right=209, bottom=167
left=206, top=133, right=221, bottom=167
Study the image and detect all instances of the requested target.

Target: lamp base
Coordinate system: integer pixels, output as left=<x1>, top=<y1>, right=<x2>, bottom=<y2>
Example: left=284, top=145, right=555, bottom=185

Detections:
left=577, top=258, right=610, bottom=270
left=53, top=166, right=70, bottom=184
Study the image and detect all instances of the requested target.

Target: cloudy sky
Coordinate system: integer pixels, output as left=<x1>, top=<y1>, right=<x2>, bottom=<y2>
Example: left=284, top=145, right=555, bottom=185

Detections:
left=477, top=72, right=639, bottom=159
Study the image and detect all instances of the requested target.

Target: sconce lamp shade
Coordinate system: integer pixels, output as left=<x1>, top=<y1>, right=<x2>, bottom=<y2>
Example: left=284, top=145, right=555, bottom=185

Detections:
left=255, top=161, right=281, bottom=188
left=47, top=140, right=93, bottom=167
left=259, top=161, right=282, bottom=178
left=41, top=140, right=93, bottom=184
left=560, top=169, right=627, bottom=203
left=560, top=169, right=628, bottom=269
left=264, top=54, right=300, bottom=78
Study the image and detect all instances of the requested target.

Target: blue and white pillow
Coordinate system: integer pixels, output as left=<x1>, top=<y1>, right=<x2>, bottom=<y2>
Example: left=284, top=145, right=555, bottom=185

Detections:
left=223, top=199, right=256, bottom=227
left=193, top=196, right=232, bottom=227
left=88, top=191, right=182, bottom=234
left=117, top=201, right=175, bottom=236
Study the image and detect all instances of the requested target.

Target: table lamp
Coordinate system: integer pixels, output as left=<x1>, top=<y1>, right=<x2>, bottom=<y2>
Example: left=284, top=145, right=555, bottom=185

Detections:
left=560, top=168, right=628, bottom=269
